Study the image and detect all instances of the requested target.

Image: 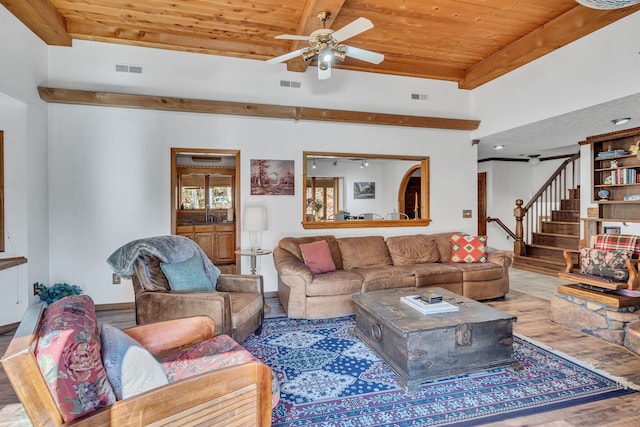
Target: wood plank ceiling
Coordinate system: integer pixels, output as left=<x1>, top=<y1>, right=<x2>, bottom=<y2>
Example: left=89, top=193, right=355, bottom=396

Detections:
left=3, top=0, right=640, bottom=89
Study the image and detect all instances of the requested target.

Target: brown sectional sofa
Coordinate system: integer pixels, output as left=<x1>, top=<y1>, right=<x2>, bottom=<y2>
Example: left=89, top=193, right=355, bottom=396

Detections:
left=273, top=232, right=513, bottom=319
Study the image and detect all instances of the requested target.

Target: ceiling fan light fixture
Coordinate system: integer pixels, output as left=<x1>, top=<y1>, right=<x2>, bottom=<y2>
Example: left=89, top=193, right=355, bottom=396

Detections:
left=575, top=0, right=640, bottom=9
left=302, top=49, right=317, bottom=62
left=333, top=49, right=346, bottom=61
left=612, top=117, right=631, bottom=125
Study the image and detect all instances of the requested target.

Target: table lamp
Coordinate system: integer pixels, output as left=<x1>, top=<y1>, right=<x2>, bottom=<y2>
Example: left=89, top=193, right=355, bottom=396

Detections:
left=244, top=206, right=268, bottom=252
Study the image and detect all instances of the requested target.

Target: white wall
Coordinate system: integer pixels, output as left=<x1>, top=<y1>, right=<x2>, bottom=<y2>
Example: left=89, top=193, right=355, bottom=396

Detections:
left=472, top=11, right=640, bottom=140
left=0, top=5, right=50, bottom=324
left=48, top=103, right=477, bottom=303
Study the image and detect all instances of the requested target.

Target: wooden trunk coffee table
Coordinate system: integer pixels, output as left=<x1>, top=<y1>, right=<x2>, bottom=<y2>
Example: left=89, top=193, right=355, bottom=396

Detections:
left=352, top=287, right=518, bottom=391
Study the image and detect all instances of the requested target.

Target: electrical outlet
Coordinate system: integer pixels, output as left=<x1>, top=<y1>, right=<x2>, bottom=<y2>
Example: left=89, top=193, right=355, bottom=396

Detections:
left=112, top=273, right=121, bottom=285
left=33, top=282, right=39, bottom=296
left=462, top=209, right=472, bottom=218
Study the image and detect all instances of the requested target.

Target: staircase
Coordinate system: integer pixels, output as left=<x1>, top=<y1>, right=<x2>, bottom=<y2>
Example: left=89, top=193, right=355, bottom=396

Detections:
left=513, top=187, right=580, bottom=275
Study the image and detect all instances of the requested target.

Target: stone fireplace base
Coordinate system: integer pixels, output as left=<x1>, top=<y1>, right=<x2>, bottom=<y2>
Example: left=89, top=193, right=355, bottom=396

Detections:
left=551, top=284, right=640, bottom=354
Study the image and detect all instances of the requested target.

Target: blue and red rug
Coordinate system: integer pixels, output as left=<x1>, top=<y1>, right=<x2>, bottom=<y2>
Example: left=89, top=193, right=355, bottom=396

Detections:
left=243, top=315, right=636, bottom=426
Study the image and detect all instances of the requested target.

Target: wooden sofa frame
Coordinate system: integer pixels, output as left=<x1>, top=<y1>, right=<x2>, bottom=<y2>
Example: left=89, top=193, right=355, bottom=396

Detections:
left=1, top=303, right=272, bottom=426
left=558, top=236, right=640, bottom=291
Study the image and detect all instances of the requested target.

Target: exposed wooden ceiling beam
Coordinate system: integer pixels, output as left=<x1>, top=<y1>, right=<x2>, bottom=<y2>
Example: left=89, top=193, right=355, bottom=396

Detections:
left=38, top=87, right=480, bottom=131
left=0, top=0, right=71, bottom=46
left=287, top=0, right=347, bottom=73
left=460, top=5, right=640, bottom=90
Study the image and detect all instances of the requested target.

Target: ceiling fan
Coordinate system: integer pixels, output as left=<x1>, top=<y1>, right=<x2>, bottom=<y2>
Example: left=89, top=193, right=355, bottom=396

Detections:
left=575, top=0, right=640, bottom=8
left=266, top=12, right=384, bottom=80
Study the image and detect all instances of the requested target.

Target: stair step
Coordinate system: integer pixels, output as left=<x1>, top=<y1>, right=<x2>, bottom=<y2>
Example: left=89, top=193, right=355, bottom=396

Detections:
left=561, top=199, right=580, bottom=210
left=568, top=187, right=580, bottom=200
left=541, top=221, right=580, bottom=235
left=512, top=257, right=566, bottom=276
left=552, top=210, right=580, bottom=222
left=531, top=232, right=579, bottom=248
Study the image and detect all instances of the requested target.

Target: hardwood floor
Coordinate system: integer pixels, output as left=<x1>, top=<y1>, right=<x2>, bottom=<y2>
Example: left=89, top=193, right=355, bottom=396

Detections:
left=2, top=269, right=640, bottom=426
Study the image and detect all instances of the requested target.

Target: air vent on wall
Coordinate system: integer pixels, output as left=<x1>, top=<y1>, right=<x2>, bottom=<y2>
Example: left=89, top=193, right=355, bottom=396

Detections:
left=115, top=63, right=143, bottom=74
left=280, top=80, right=301, bottom=88
left=411, top=93, right=428, bottom=101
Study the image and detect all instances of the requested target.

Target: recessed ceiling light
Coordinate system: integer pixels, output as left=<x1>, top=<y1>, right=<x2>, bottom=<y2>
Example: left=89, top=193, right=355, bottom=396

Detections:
left=611, top=117, right=631, bottom=126
left=493, top=145, right=505, bottom=150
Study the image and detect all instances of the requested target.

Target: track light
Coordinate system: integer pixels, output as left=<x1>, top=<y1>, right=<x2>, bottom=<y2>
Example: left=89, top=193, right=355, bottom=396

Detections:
left=312, top=159, right=317, bottom=169
left=360, top=160, right=364, bottom=168
left=364, top=159, right=369, bottom=167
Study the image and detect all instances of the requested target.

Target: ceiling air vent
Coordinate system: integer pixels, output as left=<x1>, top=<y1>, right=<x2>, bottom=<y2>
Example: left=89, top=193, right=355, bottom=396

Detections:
left=280, top=80, right=301, bottom=88
left=115, top=63, right=143, bottom=74
left=411, top=93, right=428, bottom=101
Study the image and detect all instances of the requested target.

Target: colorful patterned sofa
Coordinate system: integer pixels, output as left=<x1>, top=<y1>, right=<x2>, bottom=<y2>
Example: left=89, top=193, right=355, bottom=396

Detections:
left=273, top=232, right=512, bottom=319
left=1, top=295, right=277, bottom=426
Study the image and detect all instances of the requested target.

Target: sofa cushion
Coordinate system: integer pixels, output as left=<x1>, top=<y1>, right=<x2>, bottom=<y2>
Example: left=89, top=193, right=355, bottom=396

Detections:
left=279, top=235, right=343, bottom=270
left=35, top=295, right=116, bottom=422
left=160, top=255, right=216, bottom=292
left=337, top=236, right=392, bottom=270
left=450, top=234, right=487, bottom=263
left=306, top=270, right=364, bottom=297
left=100, top=323, right=168, bottom=400
left=413, top=263, right=463, bottom=286
left=451, top=262, right=504, bottom=282
left=300, top=240, right=337, bottom=274
left=580, top=247, right=632, bottom=282
left=355, top=266, right=416, bottom=292
left=594, top=234, right=640, bottom=258
left=385, top=234, right=440, bottom=265
left=229, top=292, right=264, bottom=329
left=158, top=334, right=280, bottom=409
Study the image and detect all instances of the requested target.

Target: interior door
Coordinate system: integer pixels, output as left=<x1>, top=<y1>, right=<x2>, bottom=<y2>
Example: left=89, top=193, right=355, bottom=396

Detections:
left=477, top=172, right=487, bottom=235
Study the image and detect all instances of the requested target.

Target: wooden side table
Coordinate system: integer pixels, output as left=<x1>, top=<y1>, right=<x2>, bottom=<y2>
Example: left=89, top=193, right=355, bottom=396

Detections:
left=235, top=249, right=272, bottom=312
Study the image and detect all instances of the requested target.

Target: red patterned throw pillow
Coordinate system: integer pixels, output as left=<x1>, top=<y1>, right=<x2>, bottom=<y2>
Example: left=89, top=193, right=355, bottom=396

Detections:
left=35, top=295, right=116, bottom=422
left=299, top=240, right=337, bottom=274
left=450, top=234, right=487, bottom=263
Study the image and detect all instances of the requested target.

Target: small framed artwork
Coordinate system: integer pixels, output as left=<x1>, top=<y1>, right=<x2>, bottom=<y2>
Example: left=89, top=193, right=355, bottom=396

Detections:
left=354, top=182, right=375, bottom=199
left=250, top=159, right=295, bottom=195
left=603, top=226, right=621, bottom=235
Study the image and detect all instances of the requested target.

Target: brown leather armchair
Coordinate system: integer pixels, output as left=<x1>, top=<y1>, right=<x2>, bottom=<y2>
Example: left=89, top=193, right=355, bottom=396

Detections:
left=108, top=236, right=264, bottom=343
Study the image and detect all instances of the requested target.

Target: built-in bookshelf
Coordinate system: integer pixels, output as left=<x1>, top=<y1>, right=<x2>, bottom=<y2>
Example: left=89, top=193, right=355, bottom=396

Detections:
left=586, top=126, right=640, bottom=223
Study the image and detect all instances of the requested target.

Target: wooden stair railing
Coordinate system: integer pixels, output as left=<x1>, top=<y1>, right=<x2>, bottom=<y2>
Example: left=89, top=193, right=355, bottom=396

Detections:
left=512, top=153, right=580, bottom=260
left=487, top=217, right=517, bottom=241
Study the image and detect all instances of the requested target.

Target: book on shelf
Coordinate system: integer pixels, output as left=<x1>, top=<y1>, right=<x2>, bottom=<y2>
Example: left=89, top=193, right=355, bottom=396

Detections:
left=400, top=295, right=459, bottom=314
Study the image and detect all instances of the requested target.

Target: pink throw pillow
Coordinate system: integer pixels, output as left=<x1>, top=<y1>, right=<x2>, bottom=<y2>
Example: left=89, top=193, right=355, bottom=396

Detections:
left=299, top=240, right=337, bottom=274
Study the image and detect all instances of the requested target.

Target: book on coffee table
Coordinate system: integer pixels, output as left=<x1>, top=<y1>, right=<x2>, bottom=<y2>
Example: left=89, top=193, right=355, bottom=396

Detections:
left=400, top=295, right=459, bottom=314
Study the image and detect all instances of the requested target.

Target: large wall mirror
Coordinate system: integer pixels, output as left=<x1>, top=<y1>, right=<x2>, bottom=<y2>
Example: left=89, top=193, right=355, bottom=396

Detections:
left=303, top=151, right=430, bottom=229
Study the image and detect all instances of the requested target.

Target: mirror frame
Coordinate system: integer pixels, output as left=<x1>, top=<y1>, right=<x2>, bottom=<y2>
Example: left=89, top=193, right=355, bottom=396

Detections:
left=302, top=151, right=430, bottom=229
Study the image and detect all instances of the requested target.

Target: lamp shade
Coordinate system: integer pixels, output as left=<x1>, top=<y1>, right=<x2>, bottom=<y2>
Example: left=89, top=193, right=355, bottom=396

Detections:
left=243, top=206, right=268, bottom=232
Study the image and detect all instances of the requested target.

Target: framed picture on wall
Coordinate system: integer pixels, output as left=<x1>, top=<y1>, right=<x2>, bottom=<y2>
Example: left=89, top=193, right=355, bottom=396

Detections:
left=354, top=182, right=375, bottom=199
left=603, top=226, right=621, bottom=235
left=250, top=159, right=294, bottom=195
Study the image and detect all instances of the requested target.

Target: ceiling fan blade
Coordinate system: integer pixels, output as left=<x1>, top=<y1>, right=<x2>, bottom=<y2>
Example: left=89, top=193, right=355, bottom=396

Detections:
left=331, top=17, right=374, bottom=43
left=275, top=34, right=312, bottom=41
left=344, top=46, right=384, bottom=64
left=318, top=61, right=331, bottom=80
left=266, top=48, right=307, bottom=64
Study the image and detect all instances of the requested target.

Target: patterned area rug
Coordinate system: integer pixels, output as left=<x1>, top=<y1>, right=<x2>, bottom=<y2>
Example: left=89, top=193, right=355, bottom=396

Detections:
left=243, top=315, right=636, bottom=427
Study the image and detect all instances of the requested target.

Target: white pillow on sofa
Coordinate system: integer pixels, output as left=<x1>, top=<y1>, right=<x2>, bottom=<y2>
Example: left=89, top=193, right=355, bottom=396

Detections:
left=100, top=323, right=169, bottom=399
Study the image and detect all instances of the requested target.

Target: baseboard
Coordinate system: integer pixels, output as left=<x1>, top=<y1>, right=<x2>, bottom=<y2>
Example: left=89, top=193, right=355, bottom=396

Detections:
left=95, top=302, right=135, bottom=311
left=264, top=291, right=278, bottom=299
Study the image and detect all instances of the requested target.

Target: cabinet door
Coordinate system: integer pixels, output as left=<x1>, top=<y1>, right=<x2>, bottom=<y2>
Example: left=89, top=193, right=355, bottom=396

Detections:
left=194, top=232, right=215, bottom=262
left=176, top=226, right=194, bottom=240
left=215, top=232, right=236, bottom=263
